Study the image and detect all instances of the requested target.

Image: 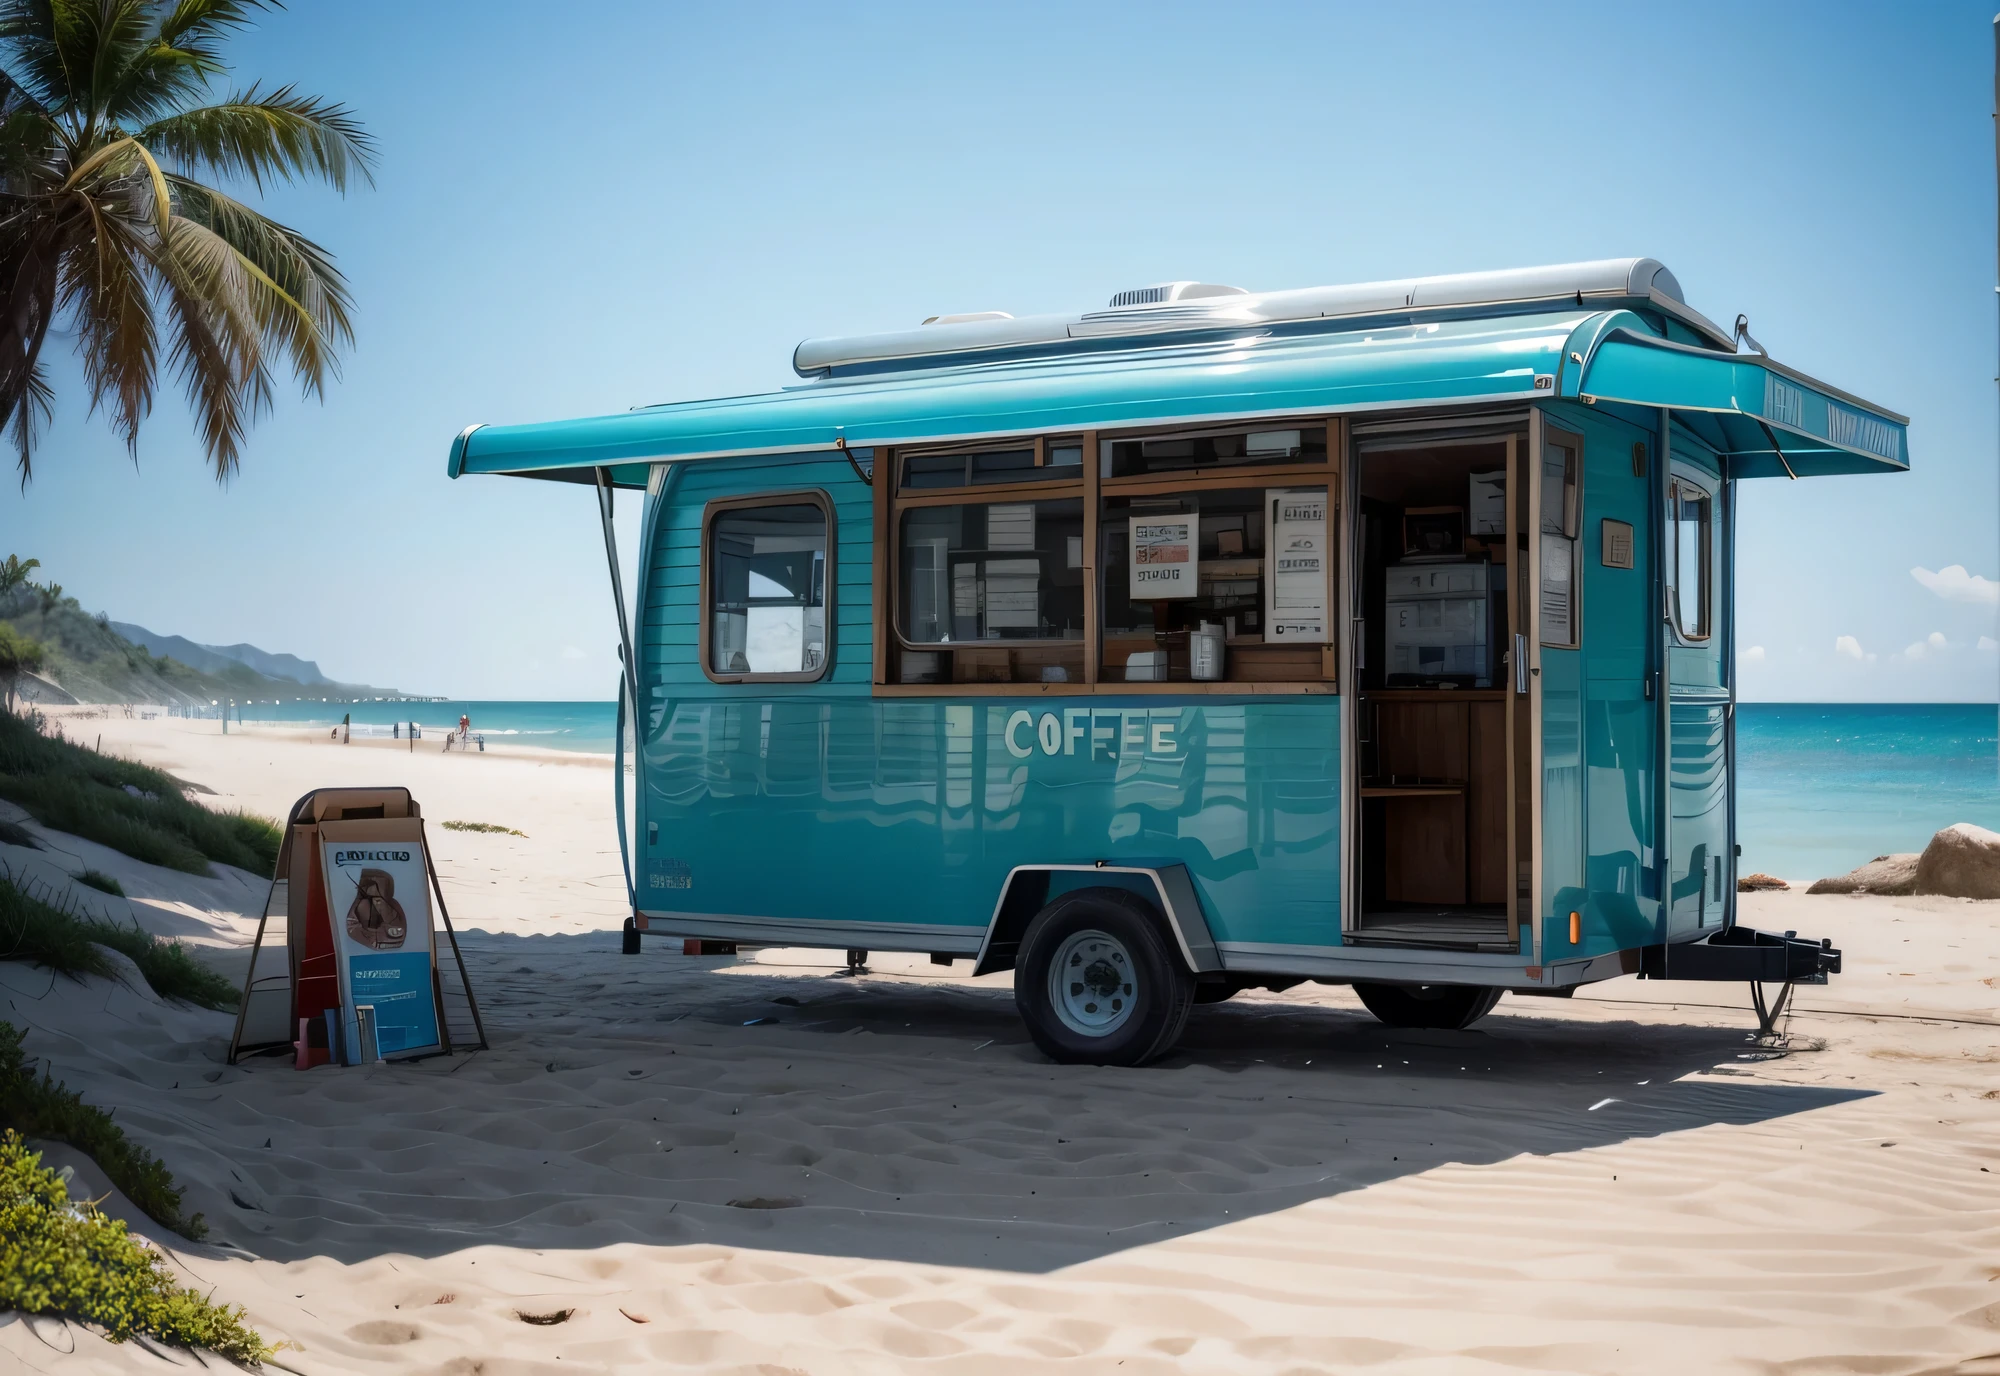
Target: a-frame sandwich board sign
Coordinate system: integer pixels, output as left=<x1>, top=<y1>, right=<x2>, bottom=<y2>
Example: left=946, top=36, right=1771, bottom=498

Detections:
left=227, top=787, right=487, bottom=1065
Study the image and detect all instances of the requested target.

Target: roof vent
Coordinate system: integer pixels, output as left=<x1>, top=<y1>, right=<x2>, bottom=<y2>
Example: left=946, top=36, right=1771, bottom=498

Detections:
left=920, top=311, right=1014, bottom=325
left=1107, top=281, right=1249, bottom=309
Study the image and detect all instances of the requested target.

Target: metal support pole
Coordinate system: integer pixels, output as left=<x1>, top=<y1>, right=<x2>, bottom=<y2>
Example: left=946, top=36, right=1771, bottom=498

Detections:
left=595, top=468, right=644, bottom=948
left=595, top=467, right=641, bottom=712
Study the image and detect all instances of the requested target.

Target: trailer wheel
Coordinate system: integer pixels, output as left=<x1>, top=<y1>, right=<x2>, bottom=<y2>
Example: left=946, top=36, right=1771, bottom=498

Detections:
left=1015, top=888, right=1194, bottom=1066
left=1352, top=982, right=1501, bottom=1030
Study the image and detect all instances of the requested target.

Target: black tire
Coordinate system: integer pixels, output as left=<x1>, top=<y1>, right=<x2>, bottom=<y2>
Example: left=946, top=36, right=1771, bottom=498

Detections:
left=1015, top=887, right=1195, bottom=1066
left=1352, top=982, right=1502, bottom=1030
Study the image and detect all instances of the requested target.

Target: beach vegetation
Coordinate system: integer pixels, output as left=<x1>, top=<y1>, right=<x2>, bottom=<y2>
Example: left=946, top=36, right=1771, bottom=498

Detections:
left=0, top=621, right=45, bottom=710
left=0, top=705, right=280, bottom=876
left=442, top=819, right=526, bottom=837
left=1, top=868, right=237, bottom=1009
left=0, top=1021, right=209, bottom=1240
left=74, top=868, right=124, bottom=896
left=0, top=1129, right=264, bottom=1360
left=0, top=0, right=377, bottom=484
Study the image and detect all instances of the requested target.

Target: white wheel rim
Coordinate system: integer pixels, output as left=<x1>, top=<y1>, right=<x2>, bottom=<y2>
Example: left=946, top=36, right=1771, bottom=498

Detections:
left=1048, top=928, right=1136, bottom=1037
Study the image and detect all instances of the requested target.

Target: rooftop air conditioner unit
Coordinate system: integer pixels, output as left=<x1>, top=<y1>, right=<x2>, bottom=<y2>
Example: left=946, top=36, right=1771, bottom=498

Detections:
left=1107, top=282, right=1249, bottom=308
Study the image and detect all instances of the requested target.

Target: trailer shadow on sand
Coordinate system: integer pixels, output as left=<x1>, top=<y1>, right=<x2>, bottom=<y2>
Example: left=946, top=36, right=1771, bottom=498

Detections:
left=189, top=928, right=1870, bottom=1275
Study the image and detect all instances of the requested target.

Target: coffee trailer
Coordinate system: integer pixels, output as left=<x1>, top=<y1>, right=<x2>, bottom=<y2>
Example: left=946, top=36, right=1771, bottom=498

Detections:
left=449, top=259, right=1902, bottom=1065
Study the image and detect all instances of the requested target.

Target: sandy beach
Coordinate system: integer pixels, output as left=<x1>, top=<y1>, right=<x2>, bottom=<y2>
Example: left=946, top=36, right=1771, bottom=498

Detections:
left=3, top=709, right=1997, bottom=1374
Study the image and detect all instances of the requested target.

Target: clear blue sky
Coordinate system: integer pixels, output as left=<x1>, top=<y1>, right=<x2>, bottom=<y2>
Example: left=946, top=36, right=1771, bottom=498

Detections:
left=6, top=0, right=1995, bottom=701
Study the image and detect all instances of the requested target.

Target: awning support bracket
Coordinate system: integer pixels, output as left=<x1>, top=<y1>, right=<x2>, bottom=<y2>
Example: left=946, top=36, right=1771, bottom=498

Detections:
left=1754, top=419, right=1799, bottom=480
left=595, top=467, right=642, bottom=927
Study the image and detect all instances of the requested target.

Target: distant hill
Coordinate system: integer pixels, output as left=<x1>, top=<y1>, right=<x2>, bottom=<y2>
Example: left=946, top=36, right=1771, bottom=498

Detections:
left=110, top=623, right=333, bottom=687
left=3, top=589, right=409, bottom=706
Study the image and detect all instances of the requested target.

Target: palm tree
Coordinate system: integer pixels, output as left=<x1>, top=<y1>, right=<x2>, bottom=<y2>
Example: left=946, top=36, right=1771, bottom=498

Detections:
left=0, top=552, right=35, bottom=595
left=0, top=1, right=374, bottom=483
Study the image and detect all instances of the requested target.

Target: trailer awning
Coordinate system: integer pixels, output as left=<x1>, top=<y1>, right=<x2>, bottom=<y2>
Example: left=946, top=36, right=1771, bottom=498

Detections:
left=1570, top=326, right=1908, bottom=478
left=448, top=308, right=1908, bottom=484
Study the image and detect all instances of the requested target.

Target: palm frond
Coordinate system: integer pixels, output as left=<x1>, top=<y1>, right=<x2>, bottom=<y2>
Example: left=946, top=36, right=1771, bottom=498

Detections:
left=0, top=220, right=58, bottom=445
left=63, top=134, right=170, bottom=234
left=108, top=0, right=271, bottom=125
left=5, top=353, right=49, bottom=485
left=0, top=67, right=53, bottom=183
left=154, top=219, right=266, bottom=479
left=0, top=0, right=73, bottom=111
left=56, top=198, right=157, bottom=454
left=141, top=83, right=375, bottom=191
left=167, top=174, right=352, bottom=392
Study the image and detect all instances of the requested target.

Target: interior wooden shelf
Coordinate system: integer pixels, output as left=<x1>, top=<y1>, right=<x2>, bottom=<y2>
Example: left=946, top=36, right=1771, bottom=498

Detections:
left=1361, top=784, right=1466, bottom=798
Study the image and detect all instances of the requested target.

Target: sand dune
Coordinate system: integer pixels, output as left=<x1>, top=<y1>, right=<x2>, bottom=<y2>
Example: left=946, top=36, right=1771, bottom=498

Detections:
left=3, top=712, right=1997, bottom=1374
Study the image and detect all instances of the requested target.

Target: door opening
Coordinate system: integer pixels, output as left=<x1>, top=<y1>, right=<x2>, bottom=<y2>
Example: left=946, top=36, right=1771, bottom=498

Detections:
left=1349, top=432, right=1529, bottom=952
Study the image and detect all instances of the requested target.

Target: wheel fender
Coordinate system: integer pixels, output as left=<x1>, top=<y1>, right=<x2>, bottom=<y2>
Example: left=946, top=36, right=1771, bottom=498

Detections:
left=973, top=863, right=1221, bottom=977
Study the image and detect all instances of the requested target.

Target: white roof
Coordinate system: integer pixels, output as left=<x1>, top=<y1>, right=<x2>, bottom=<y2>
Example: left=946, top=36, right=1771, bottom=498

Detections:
left=794, top=257, right=1730, bottom=376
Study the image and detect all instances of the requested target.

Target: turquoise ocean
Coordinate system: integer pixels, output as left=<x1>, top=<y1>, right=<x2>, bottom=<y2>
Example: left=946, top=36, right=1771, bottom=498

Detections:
left=244, top=700, right=1996, bottom=883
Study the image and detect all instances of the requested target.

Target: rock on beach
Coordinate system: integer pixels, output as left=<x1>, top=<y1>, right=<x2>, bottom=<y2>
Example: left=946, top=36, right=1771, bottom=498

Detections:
left=1911, top=822, right=2000, bottom=900
left=1808, top=822, right=2000, bottom=899
left=1807, top=853, right=1919, bottom=896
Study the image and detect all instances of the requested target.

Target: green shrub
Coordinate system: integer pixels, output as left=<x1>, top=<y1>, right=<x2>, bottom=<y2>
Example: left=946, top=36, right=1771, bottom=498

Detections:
left=74, top=869, right=124, bottom=896
left=0, top=871, right=237, bottom=1010
left=0, top=708, right=280, bottom=876
left=0, top=1022, right=207, bottom=1240
left=0, top=1130, right=265, bottom=1361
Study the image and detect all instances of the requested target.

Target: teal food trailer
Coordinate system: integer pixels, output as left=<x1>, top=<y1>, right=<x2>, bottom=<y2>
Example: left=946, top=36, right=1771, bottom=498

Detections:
left=450, top=259, right=1903, bottom=1065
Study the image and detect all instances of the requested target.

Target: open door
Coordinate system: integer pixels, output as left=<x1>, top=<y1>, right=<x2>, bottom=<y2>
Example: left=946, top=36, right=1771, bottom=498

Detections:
left=1343, top=424, right=1534, bottom=954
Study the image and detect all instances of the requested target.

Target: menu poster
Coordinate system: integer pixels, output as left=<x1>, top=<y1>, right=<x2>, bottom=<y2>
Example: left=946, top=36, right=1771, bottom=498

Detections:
left=1129, top=516, right=1195, bottom=599
left=1265, top=489, right=1329, bottom=642
left=320, top=827, right=442, bottom=1062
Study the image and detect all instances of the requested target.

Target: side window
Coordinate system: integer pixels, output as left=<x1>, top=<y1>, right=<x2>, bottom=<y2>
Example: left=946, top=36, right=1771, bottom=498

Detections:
left=1670, top=479, right=1711, bottom=641
left=703, top=496, right=832, bottom=681
left=1538, top=431, right=1581, bottom=648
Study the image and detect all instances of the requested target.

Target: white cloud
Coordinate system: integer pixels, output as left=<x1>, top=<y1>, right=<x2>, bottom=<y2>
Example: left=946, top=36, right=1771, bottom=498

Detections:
left=1834, top=635, right=1869, bottom=661
left=1901, top=631, right=1952, bottom=660
left=560, top=645, right=586, bottom=660
left=1741, top=645, right=1766, bottom=663
left=1982, top=636, right=1999, bottom=652
left=1911, top=565, right=1999, bottom=607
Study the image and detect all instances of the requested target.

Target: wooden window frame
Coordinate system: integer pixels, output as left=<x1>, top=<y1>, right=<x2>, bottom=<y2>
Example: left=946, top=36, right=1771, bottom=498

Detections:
left=870, top=417, right=1347, bottom=696
left=699, top=489, right=837, bottom=685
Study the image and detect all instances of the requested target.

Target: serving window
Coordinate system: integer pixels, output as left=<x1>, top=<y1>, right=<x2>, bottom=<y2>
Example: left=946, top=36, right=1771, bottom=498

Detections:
left=878, top=421, right=1340, bottom=692
left=895, top=497, right=1085, bottom=684
left=1099, top=485, right=1330, bottom=683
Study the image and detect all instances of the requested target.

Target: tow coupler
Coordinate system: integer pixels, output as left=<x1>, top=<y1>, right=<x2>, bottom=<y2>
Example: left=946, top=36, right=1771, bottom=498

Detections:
left=1638, top=925, right=1842, bottom=1035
